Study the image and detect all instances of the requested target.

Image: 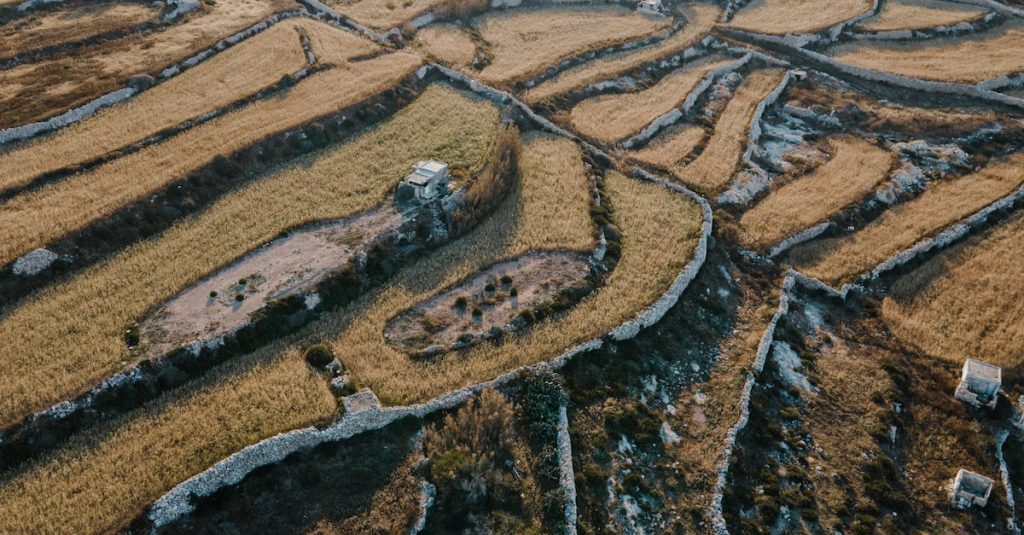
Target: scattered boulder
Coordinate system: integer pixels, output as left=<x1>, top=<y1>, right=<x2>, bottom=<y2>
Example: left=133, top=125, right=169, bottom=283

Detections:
left=127, top=74, right=156, bottom=91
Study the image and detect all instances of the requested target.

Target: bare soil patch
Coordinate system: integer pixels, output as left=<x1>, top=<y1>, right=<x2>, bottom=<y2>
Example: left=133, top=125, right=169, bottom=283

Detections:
left=142, top=207, right=403, bottom=356
left=384, top=250, right=593, bottom=356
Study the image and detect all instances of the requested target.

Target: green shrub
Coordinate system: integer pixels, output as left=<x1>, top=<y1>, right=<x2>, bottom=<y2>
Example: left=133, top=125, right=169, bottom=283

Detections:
left=124, top=326, right=140, bottom=347
left=304, top=343, right=335, bottom=368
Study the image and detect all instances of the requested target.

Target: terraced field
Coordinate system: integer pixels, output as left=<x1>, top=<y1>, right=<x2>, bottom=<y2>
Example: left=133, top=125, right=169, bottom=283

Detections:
left=3, top=2, right=1024, bottom=533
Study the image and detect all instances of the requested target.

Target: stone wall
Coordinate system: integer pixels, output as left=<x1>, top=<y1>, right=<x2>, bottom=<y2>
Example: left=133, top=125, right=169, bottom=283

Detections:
left=556, top=403, right=579, bottom=535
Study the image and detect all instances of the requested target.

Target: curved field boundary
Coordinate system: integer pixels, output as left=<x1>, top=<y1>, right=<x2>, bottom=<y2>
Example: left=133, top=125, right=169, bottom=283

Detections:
left=142, top=134, right=713, bottom=531
left=717, top=69, right=795, bottom=205
left=0, top=10, right=306, bottom=146
left=621, top=53, right=751, bottom=150
left=709, top=274, right=796, bottom=535
left=717, top=26, right=1024, bottom=111
left=296, top=0, right=393, bottom=44
left=847, top=11, right=1003, bottom=42
left=948, top=0, right=1024, bottom=18
left=517, top=20, right=685, bottom=91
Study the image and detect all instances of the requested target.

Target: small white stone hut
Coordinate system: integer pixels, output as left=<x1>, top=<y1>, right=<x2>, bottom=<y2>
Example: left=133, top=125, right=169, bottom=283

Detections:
left=636, top=0, right=665, bottom=17
left=954, top=358, right=1001, bottom=409
left=951, top=469, right=994, bottom=508
left=402, top=160, right=449, bottom=201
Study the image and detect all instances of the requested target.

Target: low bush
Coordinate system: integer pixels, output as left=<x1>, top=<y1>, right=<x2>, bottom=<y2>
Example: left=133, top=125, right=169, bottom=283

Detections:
left=303, top=343, right=335, bottom=368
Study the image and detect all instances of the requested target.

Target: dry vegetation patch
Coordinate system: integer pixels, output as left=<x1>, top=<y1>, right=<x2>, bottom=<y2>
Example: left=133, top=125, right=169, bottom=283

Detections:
left=0, top=2, right=159, bottom=60
left=0, top=20, right=361, bottom=194
left=0, top=0, right=298, bottom=129
left=829, top=21, right=1024, bottom=83
left=791, top=152, right=1024, bottom=285
left=0, top=337, right=336, bottom=535
left=0, top=84, right=499, bottom=427
left=474, top=6, right=671, bottom=84
left=626, top=123, right=705, bottom=168
left=524, top=3, right=721, bottom=103
left=728, top=0, right=874, bottom=35
left=414, top=23, right=477, bottom=66
left=570, top=55, right=732, bottom=144
left=883, top=212, right=1024, bottom=368
left=737, top=136, right=893, bottom=250
left=671, top=68, right=787, bottom=192
left=0, top=51, right=423, bottom=267
left=328, top=0, right=443, bottom=30
left=857, top=0, right=988, bottom=32
left=325, top=161, right=701, bottom=406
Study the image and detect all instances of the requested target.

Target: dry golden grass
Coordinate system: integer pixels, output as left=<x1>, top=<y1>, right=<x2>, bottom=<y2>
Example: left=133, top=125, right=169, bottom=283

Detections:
left=524, top=3, right=721, bottom=103
left=474, top=6, right=670, bottom=84
left=737, top=136, right=893, bottom=249
left=569, top=55, right=732, bottom=143
left=0, top=51, right=423, bottom=268
left=414, top=23, right=477, bottom=66
left=0, top=338, right=336, bottom=535
left=858, top=0, right=987, bottom=32
left=326, top=167, right=702, bottom=406
left=883, top=212, right=1024, bottom=368
left=669, top=283, right=780, bottom=515
left=0, top=84, right=499, bottom=427
left=792, top=152, right=1024, bottom=285
left=671, top=68, right=787, bottom=191
left=0, top=0, right=298, bottom=129
left=830, top=21, right=1024, bottom=83
left=626, top=123, right=705, bottom=168
left=330, top=0, right=442, bottom=30
left=0, top=2, right=158, bottom=60
left=728, top=0, right=874, bottom=35
left=300, top=17, right=385, bottom=64
left=0, top=20, right=367, bottom=194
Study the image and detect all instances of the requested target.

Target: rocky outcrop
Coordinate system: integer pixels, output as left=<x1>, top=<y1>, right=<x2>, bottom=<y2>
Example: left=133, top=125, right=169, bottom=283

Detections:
left=163, top=0, right=200, bottom=20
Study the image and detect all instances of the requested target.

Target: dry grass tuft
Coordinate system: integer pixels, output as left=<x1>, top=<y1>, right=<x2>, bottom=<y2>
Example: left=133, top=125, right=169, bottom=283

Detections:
left=326, top=165, right=701, bottom=406
left=883, top=212, right=1024, bottom=368
left=791, top=152, right=1024, bottom=285
left=0, top=20, right=370, bottom=193
left=524, top=3, right=721, bottom=103
left=474, top=6, right=670, bottom=84
left=569, top=55, right=732, bottom=143
left=858, top=0, right=987, bottom=32
left=829, top=21, right=1024, bottom=83
left=737, top=136, right=893, bottom=250
left=414, top=23, right=478, bottom=66
left=0, top=84, right=499, bottom=427
left=626, top=123, right=705, bottom=168
left=728, top=0, right=874, bottom=35
left=0, top=51, right=424, bottom=267
left=671, top=68, right=787, bottom=191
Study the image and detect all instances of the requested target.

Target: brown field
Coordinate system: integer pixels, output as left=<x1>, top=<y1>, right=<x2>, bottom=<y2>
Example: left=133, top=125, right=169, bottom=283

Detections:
left=0, top=84, right=499, bottom=427
left=0, top=51, right=423, bottom=268
left=474, top=6, right=671, bottom=84
left=0, top=0, right=297, bottom=129
left=326, top=165, right=702, bottom=406
left=523, top=3, right=721, bottom=103
left=671, top=68, right=787, bottom=192
left=0, top=20, right=365, bottom=194
left=883, top=212, right=1024, bottom=368
left=0, top=2, right=159, bottom=60
left=857, top=0, right=987, bottom=32
left=569, top=55, right=732, bottom=144
left=626, top=123, right=705, bottom=168
left=791, top=152, right=1024, bottom=285
left=728, top=0, right=874, bottom=35
left=413, top=23, right=477, bottom=66
left=329, top=0, right=442, bottom=30
left=830, top=21, right=1024, bottom=83
left=737, top=136, right=894, bottom=250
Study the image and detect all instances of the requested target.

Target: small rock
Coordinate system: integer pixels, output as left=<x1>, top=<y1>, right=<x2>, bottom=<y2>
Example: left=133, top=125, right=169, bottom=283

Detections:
left=12, top=248, right=59, bottom=277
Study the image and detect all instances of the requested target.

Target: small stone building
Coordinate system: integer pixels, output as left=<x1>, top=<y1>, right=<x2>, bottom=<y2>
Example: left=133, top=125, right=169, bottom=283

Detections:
left=951, top=469, right=994, bottom=508
left=401, top=160, right=449, bottom=201
left=954, top=358, right=1001, bottom=409
left=636, top=0, right=666, bottom=17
